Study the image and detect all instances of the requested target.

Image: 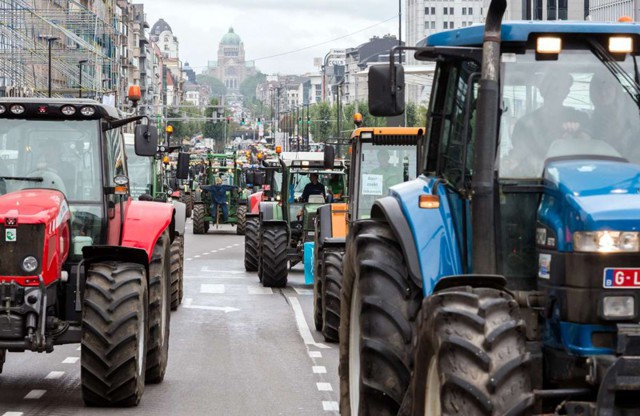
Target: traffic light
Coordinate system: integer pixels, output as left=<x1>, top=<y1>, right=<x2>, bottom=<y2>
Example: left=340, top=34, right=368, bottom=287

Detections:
left=241, top=118, right=246, bottom=125
left=257, top=118, right=262, bottom=126
left=226, top=117, right=230, bottom=124
left=297, top=117, right=302, bottom=125
left=307, top=116, right=311, bottom=125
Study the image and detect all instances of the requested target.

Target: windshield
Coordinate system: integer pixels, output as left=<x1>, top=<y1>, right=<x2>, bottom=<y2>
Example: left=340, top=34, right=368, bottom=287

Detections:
left=499, top=49, right=640, bottom=178
left=288, top=171, right=346, bottom=201
left=0, top=119, right=101, bottom=201
left=356, top=144, right=418, bottom=219
left=125, top=144, right=153, bottom=199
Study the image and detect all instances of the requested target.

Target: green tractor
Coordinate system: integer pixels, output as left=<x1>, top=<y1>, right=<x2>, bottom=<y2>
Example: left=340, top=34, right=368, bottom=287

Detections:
left=254, top=150, right=347, bottom=287
left=124, top=134, right=188, bottom=310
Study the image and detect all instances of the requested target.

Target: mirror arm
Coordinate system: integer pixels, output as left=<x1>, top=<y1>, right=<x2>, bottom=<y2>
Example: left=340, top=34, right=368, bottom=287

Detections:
left=389, top=46, right=422, bottom=97
left=103, top=115, right=149, bottom=131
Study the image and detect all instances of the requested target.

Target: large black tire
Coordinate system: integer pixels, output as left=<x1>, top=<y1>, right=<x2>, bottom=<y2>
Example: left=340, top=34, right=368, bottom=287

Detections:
left=170, top=235, right=183, bottom=311
left=81, top=262, right=148, bottom=407
left=192, top=204, right=206, bottom=234
left=0, top=348, right=5, bottom=374
left=339, top=220, right=421, bottom=415
left=313, top=248, right=323, bottom=332
left=410, top=287, right=534, bottom=415
left=180, top=194, right=193, bottom=218
left=321, top=250, right=343, bottom=343
left=236, top=204, right=247, bottom=235
left=145, top=231, right=171, bottom=384
left=260, top=225, right=289, bottom=288
left=244, top=216, right=260, bottom=272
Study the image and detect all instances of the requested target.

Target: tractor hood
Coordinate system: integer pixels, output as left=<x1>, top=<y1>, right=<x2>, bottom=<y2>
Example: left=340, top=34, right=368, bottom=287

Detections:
left=0, top=189, right=69, bottom=226
left=541, top=160, right=640, bottom=249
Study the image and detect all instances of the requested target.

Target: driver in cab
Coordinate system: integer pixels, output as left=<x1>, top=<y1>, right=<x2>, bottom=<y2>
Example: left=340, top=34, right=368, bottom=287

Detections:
left=300, top=173, right=325, bottom=203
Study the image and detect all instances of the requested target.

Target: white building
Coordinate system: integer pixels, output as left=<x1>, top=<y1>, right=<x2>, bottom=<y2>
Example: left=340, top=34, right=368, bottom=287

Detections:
left=589, top=0, right=636, bottom=21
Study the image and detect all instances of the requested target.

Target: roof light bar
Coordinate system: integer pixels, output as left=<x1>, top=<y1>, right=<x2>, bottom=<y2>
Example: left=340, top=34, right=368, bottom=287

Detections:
left=609, top=36, right=633, bottom=53
left=537, top=37, right=562, bottom=54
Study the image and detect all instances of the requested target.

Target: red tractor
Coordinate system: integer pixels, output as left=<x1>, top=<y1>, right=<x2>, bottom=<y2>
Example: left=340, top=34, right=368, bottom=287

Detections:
left=0, top=98, right=177, bottom=407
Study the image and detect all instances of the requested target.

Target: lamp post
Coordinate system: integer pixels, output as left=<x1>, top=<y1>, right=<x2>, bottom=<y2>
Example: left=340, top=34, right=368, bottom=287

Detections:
left=78, top=59, right=88, bottom=98
left=39, top=36, right=59, bottom=98
left=399, top=0, right=402, bottom=46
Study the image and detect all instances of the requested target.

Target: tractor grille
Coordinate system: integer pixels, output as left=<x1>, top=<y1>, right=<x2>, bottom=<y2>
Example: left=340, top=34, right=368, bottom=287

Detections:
left=0, top=224, right=44, bottom=276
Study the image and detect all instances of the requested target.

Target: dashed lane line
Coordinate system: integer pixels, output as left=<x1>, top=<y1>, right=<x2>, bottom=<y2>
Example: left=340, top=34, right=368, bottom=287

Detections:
left=24, top=389, right=46, bottom=400
left=317, top=382, right=333, bottom=392
left=3, top=412, right=24, bottom=416
left=45, top=371, right=65, bottom=380
left=287, top=297, right=330, bottom=349
left=322, top=401, right=339, bottom=411
left=293, top=287, right=314, bottom=296
left=308, top=351, right=322, bottom=358
left=312, top=366, right=327, bottom=374
left=247, top=286, right=273, bottom=295
left=62, top=357, right=79, bottom=364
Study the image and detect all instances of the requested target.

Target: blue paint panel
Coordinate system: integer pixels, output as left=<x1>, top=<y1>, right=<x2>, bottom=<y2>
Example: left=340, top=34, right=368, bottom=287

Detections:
left=389, top=176, right=464, bottom=296
left=538, top=160, right=640, bottom=252
left=424, top=21, right=640, bottom=47
left=558, top=322, right=615, bottom=356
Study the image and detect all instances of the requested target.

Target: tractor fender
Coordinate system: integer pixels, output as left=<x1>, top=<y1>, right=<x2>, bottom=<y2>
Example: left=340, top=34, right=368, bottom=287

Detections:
left=82, top=245, right=149, bottom=268
left=170, top=200, right=187, bottom=236
left=315, top=204, right=347, bottom=247
left=259, top=201, right=283, bottom=222
left=121, top=200, right=174, bottom=263
left=371, top=197, right=423, bottom=290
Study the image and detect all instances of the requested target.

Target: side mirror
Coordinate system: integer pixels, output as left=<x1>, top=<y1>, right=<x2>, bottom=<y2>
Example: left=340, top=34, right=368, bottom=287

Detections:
left=324, top=145, right=335, bottom=169
left=176, top=152, right=190, bottom=180
left=368, top=64, right=405, bottom=117
left=134, top=124, right=158, bottom=156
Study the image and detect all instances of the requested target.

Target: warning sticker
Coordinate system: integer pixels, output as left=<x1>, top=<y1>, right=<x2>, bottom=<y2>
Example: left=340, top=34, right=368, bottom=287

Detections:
left=5, top=228, right=16, bottom=242
left=538, top=253, right=551, bottom=279
left=362, top=174, right=384, bottom=196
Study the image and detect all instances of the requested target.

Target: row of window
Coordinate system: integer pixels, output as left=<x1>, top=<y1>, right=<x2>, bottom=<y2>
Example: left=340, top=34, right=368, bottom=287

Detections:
left=425, top=6, right=475, bottom=14
left=425, top=20, right=476, bottom=30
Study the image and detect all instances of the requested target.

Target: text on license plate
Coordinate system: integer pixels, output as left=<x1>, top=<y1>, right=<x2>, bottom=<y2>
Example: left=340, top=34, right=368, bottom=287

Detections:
left=603, top=268, right=640, bottom=288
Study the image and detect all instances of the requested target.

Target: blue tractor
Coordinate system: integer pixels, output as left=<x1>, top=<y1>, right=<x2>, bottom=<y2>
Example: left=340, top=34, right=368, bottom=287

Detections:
left=340, top=1, right=640, bottom=414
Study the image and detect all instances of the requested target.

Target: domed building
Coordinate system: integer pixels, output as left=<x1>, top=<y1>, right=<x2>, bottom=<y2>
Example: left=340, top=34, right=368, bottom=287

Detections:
left=206, top=27, right=257, bottom=94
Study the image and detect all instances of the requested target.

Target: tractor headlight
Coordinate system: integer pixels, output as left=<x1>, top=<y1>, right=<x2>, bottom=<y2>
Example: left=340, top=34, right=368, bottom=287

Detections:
left=21, top=256, right=38, bottom=273
left=602, top=296, right=635, bottom=319
left=573, top=231, right=640, bottom=253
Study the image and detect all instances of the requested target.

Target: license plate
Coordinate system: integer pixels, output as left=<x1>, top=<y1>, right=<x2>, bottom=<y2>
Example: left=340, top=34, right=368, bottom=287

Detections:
left=603, top=268, right=640, bottom=288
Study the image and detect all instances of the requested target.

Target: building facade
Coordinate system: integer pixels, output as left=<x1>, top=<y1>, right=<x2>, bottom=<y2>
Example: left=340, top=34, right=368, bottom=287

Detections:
left=206, top=27, right=257, bottom=94
left=589, top=0, right=636, bottom=21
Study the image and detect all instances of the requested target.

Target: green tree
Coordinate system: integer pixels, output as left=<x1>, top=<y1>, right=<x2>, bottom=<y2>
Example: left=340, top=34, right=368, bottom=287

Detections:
left=203, top=97, right=227, bottom=151
left=196, top=74, right=227, bottom=97
left=240, top=72, right=267, bottom=106
left=309, top=102, right=335, bottom=142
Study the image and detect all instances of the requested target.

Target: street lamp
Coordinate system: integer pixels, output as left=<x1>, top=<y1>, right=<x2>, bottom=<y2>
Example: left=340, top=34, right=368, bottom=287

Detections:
left=78, top=59, right=88, bottom=98
left=39, top=36, right=59, bottom=98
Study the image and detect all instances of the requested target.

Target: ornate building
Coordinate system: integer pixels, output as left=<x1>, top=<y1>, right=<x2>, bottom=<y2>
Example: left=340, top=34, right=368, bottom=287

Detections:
left=206, top=27, right=257, bottom=94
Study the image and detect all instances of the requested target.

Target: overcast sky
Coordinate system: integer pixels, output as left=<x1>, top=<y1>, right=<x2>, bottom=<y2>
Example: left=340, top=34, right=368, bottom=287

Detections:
left=142, top=0, right=401, bottom=75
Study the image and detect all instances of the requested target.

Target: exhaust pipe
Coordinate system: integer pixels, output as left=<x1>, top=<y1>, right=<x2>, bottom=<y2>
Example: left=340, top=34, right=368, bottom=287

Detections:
left=471, top=0, right=507, bottom=274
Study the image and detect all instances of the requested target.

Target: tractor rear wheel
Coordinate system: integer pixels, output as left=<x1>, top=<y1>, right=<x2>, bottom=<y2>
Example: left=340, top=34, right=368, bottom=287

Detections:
left=313, top=248, right=323, bottom=331
left=321, top=251, right=343, bottom=343
left=339, top=220, right=421, bottom=415
left=81, top=262, right=148, bottom=407
left=170, top=235, right=183, bottom=311
left=0, top=348, right=5, bottom=374
left=146, top=231, right=171, bottom=383
left=192, top=204, right=206, bottom=234
left=244, top=216, right=260, bottom=272
left=410, top=287, right=534, bottom=415
left=236, top=204, right=247, bottom=235
left=260, top=225, right=289, bottom=288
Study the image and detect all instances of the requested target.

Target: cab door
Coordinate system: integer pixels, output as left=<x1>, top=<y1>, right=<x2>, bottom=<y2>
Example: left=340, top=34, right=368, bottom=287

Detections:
left=104, top=129, right=130, bottom=245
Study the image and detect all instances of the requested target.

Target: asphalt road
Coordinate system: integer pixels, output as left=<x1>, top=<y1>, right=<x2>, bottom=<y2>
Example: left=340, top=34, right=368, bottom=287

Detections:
left=0, top=219, right=340, bottom=416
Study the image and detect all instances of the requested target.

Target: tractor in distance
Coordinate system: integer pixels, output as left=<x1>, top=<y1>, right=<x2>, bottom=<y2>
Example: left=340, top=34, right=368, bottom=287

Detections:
left=252, top=149, right=346, bottom=288
left=0, top=94, right=176, bottom=407
left=124, top=128, right=189, bottom=311
left=341, top=5, right=640, bottom=415
left=312, top=126, right=422, bottom=342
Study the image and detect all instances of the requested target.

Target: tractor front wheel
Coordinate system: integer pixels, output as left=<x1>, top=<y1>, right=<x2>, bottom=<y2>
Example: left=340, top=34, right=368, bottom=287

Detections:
left=81, top=262, right=148, bottom=407
left=146, top=231, right=171, bottom=383
left=410, top=287, right=534, bottom=415
left=260, top=225, right=289, bottom=288
left=339, top=220, right=421, bottom=415
left=313, top=249, right=323, bottom=331
left=170, top=235, right=183, bottom=311
left=321, top=251, right=343, bottom=343
left=244, top=216, right=259, bottom=272
left=192, top=204, right=206, bottom=234
left=181, top=193, right=193, bottom=218
left=236, top=204, right=247, bottom=235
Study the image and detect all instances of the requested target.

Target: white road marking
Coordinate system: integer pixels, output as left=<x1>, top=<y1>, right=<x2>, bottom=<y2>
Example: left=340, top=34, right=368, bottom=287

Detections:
left=322, top=401, right=339, bottom=411
left=317, top=382, right=333, bottom=392
left=45, top=371, right=65, bottom=380
left=76, top=346, right=81, bottom=351
left=62, top=357, right=79, bottom=364
left=312, top=366, right=327, bottom=374
left=24, top=389, right=46, bottom=399
left=200, top=284, right=225, bottom=294
left=183, top=304, right=239, bottom=313
left=218, top=248, right=225, bottom=251
left=247, top=286, right=273, bottom=295
left=233, top=243, right=239, bottom=246
left=184, top=298, right=193, bottom=307
left=288, top=297, right=331, bottom=349
left=200, top=267, right=244, bottom=275
left=194, top=255, right=200, bottom=258
left=201, top=252, right=209, bottom=255
left=3, top=412, right=23, bottom=416
left=308, top=351, right=322, bottom=358
left=210, top=250, right=218, bottom=253
left=226, top=245, right=233, bottom=248
left=186, top=258, right=193, bottom=261
left=293, top=287, right=314, bottom=296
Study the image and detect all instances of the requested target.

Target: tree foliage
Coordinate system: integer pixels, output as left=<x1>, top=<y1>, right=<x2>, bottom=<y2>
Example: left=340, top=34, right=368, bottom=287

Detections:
left=196, top=74, right=227, bottom=97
